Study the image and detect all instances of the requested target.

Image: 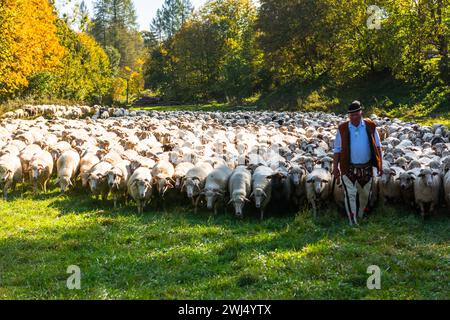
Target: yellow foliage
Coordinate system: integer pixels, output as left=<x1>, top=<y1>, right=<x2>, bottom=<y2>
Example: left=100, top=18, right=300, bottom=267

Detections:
left=0, top=0, right=64, bottom=96
left=111, top=77, right=127, bottom=102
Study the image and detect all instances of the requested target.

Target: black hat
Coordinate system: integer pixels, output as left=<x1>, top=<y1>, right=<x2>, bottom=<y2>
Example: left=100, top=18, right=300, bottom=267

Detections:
left=348, top=101, right=363, bottom=114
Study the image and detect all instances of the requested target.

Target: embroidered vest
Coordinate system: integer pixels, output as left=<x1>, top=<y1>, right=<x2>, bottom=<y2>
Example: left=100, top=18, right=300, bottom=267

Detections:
left=338, top=119, right=382, bottom=175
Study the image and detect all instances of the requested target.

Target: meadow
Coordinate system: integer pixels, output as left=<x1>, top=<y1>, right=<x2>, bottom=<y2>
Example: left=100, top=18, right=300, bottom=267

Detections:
left=0, top=181, right=448, bottom=300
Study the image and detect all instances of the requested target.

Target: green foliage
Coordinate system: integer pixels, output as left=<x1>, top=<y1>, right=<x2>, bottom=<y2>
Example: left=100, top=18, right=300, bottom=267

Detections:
left=27, top=19, right=113, bottom=104
left=151, top=0, right=194, bottom=41
left=89, top=0, right=145, bottom=103
left=145, top=0, right=261, bottom=103
left=90, top=0, right=142, bottom=70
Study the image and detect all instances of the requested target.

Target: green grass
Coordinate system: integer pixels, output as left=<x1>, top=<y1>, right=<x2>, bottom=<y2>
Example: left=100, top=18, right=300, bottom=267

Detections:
left=0, top=183, right=449, bottom=300
left=257, top=72, right=450, bottom=121
left=130, top=103, right=257, bottom=112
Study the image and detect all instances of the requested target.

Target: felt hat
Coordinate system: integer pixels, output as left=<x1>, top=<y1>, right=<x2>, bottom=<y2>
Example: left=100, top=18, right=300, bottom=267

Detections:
left=348, top=101, right=363, bottom=114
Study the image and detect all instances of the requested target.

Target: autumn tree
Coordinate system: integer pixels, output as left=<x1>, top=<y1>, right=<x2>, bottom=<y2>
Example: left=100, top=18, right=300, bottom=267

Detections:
left=0, top=0, right=64, bottom=99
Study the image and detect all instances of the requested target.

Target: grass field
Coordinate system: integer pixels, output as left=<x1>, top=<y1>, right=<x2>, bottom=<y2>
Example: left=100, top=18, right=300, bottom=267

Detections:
left=0, top=182, right=449, bottom=300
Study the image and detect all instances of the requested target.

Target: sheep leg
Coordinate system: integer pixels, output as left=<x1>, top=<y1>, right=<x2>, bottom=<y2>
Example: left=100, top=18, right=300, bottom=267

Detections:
left=311, top=200, right=317, bottom=218
left=102, top=191, right=108, bottom=203
left=214, top=202, right=218, bottom=216
left=429, top=202, right=436, bottom=215
left=113, top=196, right=117, bottom=209
left=194, top=196, right=201, bottom=214
left=418, top=202, right=425, bottom=219
left=223, top=199, right=228, bottom=215
left=260, top=209, right=264, bottom=220
left=43, top=179, right=48, bottom=193
left=136, top=200, right=142, bottom=214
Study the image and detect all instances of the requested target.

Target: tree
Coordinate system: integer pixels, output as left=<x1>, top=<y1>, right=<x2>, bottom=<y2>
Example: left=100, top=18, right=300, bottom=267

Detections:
left=151, top=0, right=194, bottom=41
left=29, top=17, right=113, bottom=103
left=90, top=0, right=143, bottom=70
left=0, top=0, right=64, bottom=99
left=145, top=0, right=261, bottom=103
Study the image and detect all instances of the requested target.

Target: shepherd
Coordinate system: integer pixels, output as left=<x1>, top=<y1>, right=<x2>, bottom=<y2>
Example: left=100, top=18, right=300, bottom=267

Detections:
left=332, top=101, right=383, bottom=225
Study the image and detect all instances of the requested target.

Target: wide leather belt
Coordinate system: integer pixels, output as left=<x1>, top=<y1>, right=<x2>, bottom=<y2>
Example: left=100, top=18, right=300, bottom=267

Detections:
left=350, top=162, right=371, bottom=168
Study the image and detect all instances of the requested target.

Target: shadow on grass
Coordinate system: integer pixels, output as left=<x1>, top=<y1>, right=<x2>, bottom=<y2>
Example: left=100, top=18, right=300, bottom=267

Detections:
left=1, top=186, right=449, bottom=299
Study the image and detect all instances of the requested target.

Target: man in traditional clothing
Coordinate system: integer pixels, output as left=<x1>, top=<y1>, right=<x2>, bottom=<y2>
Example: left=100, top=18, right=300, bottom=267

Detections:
left=333, top=101, right=383, bottom=225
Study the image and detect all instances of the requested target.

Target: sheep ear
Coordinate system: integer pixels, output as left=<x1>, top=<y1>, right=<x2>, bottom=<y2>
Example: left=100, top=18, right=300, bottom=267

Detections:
left=432, top=171, right=439, bottom=176
left=306, top=178, right=313, bottom=183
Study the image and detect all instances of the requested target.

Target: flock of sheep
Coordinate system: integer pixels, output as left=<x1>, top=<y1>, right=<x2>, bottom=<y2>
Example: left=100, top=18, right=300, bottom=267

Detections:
left=1, top=105, right=450, bottom=222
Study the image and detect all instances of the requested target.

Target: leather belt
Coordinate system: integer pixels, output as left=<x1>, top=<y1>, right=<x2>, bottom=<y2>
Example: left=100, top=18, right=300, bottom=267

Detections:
left=350, top=162, right=371, bottom=168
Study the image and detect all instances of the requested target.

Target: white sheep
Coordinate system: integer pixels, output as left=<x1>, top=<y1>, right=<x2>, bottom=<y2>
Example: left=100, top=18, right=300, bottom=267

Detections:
left=56, top=149, right=80, bottom=192
left=173, top=162, right=195, bottom=189
left=107, top=161, right=131, bottom=208
left=250, top=166, right=274, bottom=220
left=182, top=162, right=214, bottom=212
left=202, top=165, right=233, bottom=215
left=88, top=161, right=113, bottom=201
left=127, top=167, right=153, bottom=214
left=306, top=168, right=332, bottom=218
left=228, top=166, right=252, bottom=218
left=0, top=154, right=23, bottom=199
left=413, top=168, right=441, bottom=218
left=79, top=153, right=100, bottom=188
left=379, top=165, right=404, bottom=205
left=152, top=160, right=175, bottom=200
left=29, top=150, right=54, bottom=194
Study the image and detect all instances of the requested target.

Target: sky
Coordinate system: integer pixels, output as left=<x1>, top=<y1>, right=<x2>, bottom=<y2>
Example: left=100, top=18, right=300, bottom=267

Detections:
left=57, top=0, right=209, bottom=31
